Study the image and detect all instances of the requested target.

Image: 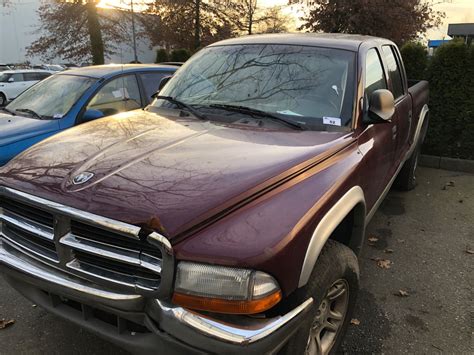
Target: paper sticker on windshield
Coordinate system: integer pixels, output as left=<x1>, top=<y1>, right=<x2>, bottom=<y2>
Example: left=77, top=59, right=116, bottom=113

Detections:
left=277, top=110, right=303, bottom=116
left=323, top=116, right=341, bottom=126
left=53, top=113, right=63, bottom=119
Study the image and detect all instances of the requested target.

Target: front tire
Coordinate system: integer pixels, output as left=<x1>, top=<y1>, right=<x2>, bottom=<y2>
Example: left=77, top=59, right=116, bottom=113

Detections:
left=279, top=241, right=360, bottom=355
left=0, top=93, right=6, bottom=107
left=395, top=143, right=420, bottom=191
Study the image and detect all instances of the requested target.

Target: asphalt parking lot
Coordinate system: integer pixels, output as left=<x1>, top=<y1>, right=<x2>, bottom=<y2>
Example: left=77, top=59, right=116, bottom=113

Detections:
left=0, top=167, right=472, bottom=354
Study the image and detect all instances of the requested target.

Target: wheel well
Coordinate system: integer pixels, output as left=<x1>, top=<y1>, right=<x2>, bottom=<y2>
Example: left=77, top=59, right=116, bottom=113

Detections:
left=328, top=202, right=365, bottom=255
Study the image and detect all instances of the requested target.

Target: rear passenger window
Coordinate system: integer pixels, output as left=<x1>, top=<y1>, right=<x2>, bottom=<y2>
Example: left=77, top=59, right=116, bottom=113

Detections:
left=365, top=48, right=387, bottom=100
left=12, top=73, right=24, bottom=82
left=139, top=72, right=172, bottom=101
left=382, top=46, right=404, bottom=99
left=24, top=73, right=40, bottom=81
left=37, top=73, right=51, bottom=80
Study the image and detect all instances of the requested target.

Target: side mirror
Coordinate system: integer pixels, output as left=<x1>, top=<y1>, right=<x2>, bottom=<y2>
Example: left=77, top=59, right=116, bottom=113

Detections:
left=8, top=77, right=14, bottom=83
left=159, top=76, right=172, bottom=91
left=151, top=76, right=173, bottom=98
left=81, top=109, right=104, bottom=123
left=367, top=89, right=395, bottom=123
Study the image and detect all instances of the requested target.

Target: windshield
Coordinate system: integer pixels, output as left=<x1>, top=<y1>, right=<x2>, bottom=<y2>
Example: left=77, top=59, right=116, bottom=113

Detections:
left=154, top=44, right=356, bottom=130
left=7, top=74, right=96, bottom=119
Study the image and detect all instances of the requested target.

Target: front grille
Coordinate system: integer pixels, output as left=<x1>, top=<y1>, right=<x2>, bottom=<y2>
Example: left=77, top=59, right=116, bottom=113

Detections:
left=0, top=188, right=172, bottom=297
left=3, top=223, right=58, bottom=262
left=71, top=221, right=162, bottom=258
left=0, top=197, right=54, bottom=226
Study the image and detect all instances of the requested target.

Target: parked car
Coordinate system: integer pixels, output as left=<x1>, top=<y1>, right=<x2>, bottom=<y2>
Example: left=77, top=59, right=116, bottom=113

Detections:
left=0, top=64, right=178, bottom=166
left=0, top=63, right=11, bottom=72
left=32, top=64, right=65, bottom=72
left=0, top=69, right=53, bottom=106
left=0, top=34, right=429, bottom=354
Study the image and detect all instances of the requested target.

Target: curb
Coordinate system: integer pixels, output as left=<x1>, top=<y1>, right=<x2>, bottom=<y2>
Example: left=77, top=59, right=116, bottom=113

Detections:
left=419, top=154, right=474, bottom=174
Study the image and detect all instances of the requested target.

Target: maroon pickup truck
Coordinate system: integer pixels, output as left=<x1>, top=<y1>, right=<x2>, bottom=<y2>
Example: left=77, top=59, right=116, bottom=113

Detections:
left=0, top=34, right=429, bottom=354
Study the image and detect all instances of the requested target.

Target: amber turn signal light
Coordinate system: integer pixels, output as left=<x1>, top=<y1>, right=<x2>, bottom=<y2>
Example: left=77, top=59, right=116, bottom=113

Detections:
left=172, top=290, right=282, bottom=314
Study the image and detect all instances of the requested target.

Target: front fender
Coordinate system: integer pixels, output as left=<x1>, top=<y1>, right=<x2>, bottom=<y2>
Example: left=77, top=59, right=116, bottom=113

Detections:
left=173, top=142, right=363, bottom=295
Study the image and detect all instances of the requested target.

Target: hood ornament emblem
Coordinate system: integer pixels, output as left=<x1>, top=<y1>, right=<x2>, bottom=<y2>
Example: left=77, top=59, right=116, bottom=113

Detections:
left=72, top=172, right=94, bottom=185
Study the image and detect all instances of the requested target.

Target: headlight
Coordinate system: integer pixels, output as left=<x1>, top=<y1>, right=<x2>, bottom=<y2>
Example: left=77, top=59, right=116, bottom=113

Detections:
left=172, top=262, right=282, bottom=314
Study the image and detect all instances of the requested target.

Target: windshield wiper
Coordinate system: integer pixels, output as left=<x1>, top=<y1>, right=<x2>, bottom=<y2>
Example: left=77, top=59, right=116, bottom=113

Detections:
left=209, top=104, right=305, bottom=130
left=0, top=107, right=16, bottom=115
left=154, top=95, right=207, bottom=121
left=15, top=108, right=44, bottom=120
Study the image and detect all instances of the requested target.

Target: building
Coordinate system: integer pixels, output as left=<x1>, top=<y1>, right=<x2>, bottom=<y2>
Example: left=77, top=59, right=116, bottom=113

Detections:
left=447, top=23, right=474, bottom=45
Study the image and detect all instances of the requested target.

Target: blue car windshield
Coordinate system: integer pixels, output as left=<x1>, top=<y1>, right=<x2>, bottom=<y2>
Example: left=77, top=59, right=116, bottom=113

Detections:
left=154, top=44, right=356, bottom=130
left=7, top=74, right=97, bottom=119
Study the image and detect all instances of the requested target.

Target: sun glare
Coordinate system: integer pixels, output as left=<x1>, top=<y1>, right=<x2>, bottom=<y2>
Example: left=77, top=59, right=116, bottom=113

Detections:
left=96, top=0, right=149, bottom=10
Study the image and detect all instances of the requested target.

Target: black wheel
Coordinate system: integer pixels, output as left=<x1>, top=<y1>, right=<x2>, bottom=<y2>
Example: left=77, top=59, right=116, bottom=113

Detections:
left=279, top=240, right=360, bottom=355
left=0, top=93, right=6, bottom=107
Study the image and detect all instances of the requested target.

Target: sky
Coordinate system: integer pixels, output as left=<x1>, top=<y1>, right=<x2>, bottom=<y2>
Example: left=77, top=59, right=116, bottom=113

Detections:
left=1, top=0, right=473, bottom=64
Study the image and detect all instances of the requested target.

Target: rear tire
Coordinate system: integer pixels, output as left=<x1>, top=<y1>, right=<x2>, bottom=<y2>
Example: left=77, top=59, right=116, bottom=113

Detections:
left=0, top=93, right=6, bottom=107
left=279, top=240, right=359, bottom=355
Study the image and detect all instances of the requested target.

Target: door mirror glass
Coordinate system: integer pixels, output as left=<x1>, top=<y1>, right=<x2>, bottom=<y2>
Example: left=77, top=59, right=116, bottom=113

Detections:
left=368, top=89, right=395, bottom=122
left=8, top=77, right=14, bottom=83
left=82, top=108, right=104, bottom=123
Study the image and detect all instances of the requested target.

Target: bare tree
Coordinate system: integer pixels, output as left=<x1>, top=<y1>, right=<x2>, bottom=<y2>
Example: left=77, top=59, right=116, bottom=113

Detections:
left=27, top=0, right=130, bottom=64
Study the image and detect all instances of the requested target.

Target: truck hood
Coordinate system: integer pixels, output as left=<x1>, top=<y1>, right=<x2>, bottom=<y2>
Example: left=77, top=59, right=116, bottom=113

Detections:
left=0, top=111, right=60, bottom=147
left=0, top=110, right=354, bottom=239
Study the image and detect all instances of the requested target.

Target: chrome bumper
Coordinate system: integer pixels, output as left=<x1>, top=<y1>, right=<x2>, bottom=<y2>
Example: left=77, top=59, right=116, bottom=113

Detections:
left=0, top=239, right=312, bottom=352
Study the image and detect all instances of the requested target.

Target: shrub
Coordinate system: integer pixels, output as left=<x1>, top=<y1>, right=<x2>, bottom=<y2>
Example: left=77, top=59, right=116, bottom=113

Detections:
left=400, top=41, right=428, bottom=80
left=155, top=48, right=169, bottom=63
left=170, top=48, right=191, bottom=62
left=423, top=40, right=474, bottom=159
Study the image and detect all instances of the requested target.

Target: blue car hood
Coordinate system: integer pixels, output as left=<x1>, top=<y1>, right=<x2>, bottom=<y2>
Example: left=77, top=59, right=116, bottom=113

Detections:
left=0, top=112, right=60, bottom=147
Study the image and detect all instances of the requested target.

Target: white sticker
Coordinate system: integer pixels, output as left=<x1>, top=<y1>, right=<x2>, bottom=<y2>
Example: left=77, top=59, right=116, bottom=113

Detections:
left=112, top=89, right=124, bottom=99
left=277, top=110, right=303, bottom=116
left=323, top=116, right=342, bottom=126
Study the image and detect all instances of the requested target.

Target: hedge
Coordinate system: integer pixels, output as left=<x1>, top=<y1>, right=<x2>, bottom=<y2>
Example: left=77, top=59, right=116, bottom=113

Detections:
left=155, top=48, right=169, bottom=63
left=400, top=42, right=428, bottom=80
left=401, top=40, right=474, bottom=160
left=170, top=48, right=191, bottom=62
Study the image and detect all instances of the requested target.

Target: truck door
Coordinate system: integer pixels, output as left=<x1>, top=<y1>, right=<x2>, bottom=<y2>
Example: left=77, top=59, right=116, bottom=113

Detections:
left=357, top=47, right=397, bottom=209
left=381, top=45, right=411, bottom=166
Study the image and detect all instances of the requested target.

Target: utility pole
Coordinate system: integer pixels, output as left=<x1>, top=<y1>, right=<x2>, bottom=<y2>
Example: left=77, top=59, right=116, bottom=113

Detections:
left=194, top=0, right=201, bottom=50
left=130, top=0, right=138, bottom=63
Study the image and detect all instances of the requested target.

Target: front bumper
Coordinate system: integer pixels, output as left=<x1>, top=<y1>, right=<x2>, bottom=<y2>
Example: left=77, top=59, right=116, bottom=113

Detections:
left=0, top=239, right=313, bottom=354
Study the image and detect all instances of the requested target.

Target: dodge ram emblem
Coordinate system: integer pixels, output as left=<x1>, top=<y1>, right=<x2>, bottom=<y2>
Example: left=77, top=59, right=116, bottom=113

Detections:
left=72, top=172, right=94, bottom=185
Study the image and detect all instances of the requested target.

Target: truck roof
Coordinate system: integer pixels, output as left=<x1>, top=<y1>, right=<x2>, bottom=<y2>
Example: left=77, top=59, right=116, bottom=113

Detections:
left=209, top=33, right=391, bottom=51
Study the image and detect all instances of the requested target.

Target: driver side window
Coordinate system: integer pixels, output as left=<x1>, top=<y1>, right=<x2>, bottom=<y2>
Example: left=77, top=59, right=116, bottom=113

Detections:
left=87, top=75, right=141, bottom=117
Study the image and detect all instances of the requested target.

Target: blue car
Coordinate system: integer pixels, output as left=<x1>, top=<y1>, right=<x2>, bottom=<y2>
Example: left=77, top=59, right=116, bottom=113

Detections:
left=0, top=64, right=177, bottom=166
